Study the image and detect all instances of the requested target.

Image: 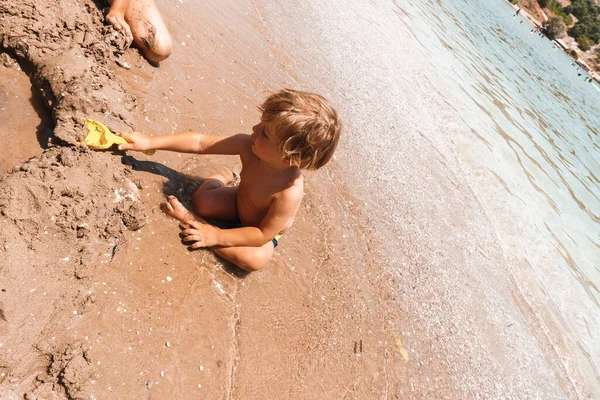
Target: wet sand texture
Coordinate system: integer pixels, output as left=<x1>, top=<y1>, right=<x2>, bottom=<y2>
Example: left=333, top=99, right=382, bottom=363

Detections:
left=0, top=55, right=51, bottom=176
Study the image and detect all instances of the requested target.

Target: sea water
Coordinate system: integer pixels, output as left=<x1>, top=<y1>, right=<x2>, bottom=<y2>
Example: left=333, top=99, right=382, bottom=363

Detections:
left=393, top=0, right=600, bottom=390
left=404, top=0, right=600, bottom=376
left=251, top=0, right=600, bottom=391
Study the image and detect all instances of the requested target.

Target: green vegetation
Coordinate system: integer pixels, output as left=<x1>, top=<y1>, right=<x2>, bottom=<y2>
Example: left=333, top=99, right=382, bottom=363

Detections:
left=549, top=2, right=573, bottom=25
left=576, top=35, right=594, bottom=51
left=569, top=16, right=600, bottom=43
left=564, top=0, right=599, bottom=19
left=545, top=17, right=567, bottom=39
left=540, top=0, right=600, bottom=51
left=570, top=49, right=578, bottom=58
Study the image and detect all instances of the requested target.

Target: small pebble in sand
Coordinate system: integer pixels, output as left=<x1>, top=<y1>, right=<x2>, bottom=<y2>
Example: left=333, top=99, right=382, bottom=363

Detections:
left=115, top=57, right=131, bottom=70
left=160, top=370, right=164, bottom=377
left=165, top=341, right=170, bottom=347
left=146, top=379, right=154, bottom=389
left=198, top=384, right=202, bottom=388
left=166, top=276, right=172, bottom=282
left=199, top=365, right=203, bottom=371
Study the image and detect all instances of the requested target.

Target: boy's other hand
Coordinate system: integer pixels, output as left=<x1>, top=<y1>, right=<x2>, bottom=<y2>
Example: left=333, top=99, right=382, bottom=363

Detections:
left=181, top=222, right=219, bottom=248
left=118, top=131, right=152, bottom=151
left=106, top=12, right=133, bottom=48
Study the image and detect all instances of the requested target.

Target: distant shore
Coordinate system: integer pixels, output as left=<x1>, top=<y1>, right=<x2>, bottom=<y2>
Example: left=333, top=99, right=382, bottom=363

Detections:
left=505, top=0, right=600, bottom=83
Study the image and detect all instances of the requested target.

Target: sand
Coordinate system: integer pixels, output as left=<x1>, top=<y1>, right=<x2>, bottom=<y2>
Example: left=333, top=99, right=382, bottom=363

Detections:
left=0, top=1, right=406, bottom=398
left=2, top=0, right=597, bottom=398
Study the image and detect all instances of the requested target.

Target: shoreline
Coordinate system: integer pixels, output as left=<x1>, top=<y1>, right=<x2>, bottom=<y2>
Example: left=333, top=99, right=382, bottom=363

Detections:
left=505, top=0, right=600, bottom=82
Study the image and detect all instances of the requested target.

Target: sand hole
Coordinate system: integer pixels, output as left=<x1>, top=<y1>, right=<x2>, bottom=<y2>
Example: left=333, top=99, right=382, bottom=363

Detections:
left=0, top=54, right=53, bottom=176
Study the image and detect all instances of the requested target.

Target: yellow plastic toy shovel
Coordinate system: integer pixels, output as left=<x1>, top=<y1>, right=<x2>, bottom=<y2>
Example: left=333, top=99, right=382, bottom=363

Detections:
left=84, top=119, right=155, bottom=155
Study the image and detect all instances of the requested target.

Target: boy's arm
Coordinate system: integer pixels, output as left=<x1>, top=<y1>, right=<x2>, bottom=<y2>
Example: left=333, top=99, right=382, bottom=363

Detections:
left=118, top=132, right=251, bottom=155
left=182, top=190, right=301, bottom=248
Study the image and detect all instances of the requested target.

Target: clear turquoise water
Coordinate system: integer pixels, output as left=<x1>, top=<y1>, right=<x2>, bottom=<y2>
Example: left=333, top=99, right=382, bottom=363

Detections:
left=402, top=0, right=600, bottom=380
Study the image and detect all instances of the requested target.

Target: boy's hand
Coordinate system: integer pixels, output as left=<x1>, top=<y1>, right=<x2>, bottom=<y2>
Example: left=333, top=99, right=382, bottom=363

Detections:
left=180, top=221, right=219, bottom=248
left=106, top=11, right=133, bottom=48
left=118, top=131, right=153, bottom=151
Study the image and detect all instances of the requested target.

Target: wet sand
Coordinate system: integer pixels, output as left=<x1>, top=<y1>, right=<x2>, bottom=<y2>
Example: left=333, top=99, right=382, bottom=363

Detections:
left=0, top=0, right=594, bottom=398
left=0, top=59, right=49, bottom=177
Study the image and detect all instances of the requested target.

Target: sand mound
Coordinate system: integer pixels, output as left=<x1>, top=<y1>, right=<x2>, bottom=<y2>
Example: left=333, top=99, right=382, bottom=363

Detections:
left=0, top=147, right=147, bottom=397
left=0, top=1, right=147, bottom=397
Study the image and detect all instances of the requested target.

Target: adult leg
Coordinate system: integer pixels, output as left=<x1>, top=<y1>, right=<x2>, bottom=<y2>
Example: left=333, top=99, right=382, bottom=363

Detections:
left=107, top=0, right=172, bottom=62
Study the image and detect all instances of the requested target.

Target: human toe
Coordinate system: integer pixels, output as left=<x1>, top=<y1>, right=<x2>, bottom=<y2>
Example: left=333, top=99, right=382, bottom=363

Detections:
left=161, top=201, right=174, bottom=214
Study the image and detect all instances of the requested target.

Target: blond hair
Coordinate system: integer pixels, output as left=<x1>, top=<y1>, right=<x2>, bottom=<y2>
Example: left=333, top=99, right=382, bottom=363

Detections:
left=259, top=89, right=341, bottom=170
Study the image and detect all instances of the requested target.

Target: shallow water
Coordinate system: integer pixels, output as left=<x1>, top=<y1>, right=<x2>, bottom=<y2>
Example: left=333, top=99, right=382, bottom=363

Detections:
left=217, top=0, right=600, bottom=394
left=403, top=0, right=600, bottom=382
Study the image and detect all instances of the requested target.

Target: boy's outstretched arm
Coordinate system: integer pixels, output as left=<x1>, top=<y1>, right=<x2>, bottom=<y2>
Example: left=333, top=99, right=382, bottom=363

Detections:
left=118, top=131, right=250, bottom=155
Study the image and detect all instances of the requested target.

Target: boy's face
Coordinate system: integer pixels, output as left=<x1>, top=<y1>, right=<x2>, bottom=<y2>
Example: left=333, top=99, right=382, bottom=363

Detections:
left=251, top=121, right=287, bottom=167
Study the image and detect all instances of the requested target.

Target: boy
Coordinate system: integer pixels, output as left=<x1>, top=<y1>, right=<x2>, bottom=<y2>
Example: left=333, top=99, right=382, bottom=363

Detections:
left=118, top=89, right=341, bottom=271
left=105, top=0, right=172, bottom=63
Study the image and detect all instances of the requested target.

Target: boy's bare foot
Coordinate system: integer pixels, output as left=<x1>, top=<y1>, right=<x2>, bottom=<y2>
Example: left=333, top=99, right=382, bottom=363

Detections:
left=161, top=195, right=198, bottom=224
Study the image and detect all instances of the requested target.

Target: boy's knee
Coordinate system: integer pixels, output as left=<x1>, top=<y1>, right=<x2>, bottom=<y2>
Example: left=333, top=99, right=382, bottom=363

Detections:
left=213, top=247, right=271, bottom=272
left=237, top=259, right=267, bottom=272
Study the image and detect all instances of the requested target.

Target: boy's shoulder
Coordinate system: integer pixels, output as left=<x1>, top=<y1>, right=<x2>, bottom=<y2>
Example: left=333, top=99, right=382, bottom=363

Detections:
left=273, top=172, right=304, bottom=204
left=232, top=133, right=253, bottom=157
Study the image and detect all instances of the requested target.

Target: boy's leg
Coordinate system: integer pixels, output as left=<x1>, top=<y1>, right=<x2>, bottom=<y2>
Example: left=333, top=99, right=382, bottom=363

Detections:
left=163, top=169, right=276, bottom=272
left=107, top=0, right=172, bottom=62
left=163, top=196, right=275, bottom=271
left=212, top=242, right=275, bottom=272
left=162, top=169, right=238, bottom=222
left=190, top=169, right=239, bottom=221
